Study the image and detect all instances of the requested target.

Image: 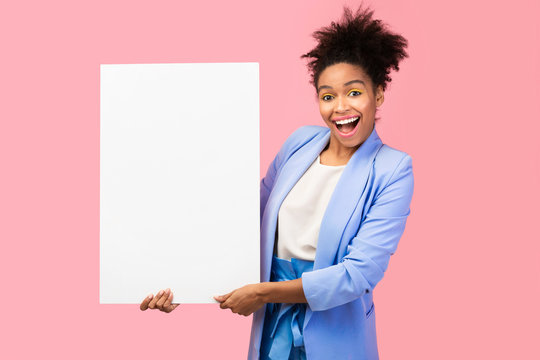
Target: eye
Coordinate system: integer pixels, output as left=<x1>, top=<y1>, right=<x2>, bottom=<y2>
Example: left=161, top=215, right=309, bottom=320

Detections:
left=348, top=89, right=363, bottom=96
left=321, top=94, right=334, bottom=101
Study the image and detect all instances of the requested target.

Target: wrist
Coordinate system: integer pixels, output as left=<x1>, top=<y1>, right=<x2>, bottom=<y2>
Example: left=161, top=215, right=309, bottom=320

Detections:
left=256, top=282, right=273, bottom=303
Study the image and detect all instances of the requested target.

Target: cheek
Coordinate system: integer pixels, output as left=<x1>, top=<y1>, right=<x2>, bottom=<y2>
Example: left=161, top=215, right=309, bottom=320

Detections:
left=355, top=101, right=377, bottom=118
left=319, top=103, right=332, bottom=119
left=352, top=98, right=369, bottom=110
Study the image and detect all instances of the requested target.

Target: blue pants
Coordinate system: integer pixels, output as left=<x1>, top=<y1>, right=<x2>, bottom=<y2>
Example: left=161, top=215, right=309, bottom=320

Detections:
left=259, top=256, right=314, bottom=360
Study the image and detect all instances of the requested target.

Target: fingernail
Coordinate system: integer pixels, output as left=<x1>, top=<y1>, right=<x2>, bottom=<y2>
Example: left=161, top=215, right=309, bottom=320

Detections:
left=166, top=288, right=170, bottom=294
left=147, top=294, right=153, bottom=298
left=158, top=290, right=163, bottom=296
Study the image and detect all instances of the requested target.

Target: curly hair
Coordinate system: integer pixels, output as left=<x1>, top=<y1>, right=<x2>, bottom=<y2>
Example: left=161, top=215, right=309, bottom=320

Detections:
left=301, top=4, right=409, bottom=94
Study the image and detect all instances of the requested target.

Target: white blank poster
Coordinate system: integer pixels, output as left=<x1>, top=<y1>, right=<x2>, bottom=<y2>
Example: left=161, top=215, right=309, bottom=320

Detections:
left=100, top=63, right=260, bottom=304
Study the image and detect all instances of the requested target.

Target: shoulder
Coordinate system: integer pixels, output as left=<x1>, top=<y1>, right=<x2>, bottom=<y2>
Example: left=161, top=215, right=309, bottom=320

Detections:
left=267, top=125, right=329, bottom=176
left=284, top=125, right=328, bottom=147
left=278, top=125, right=329, bottom=157
left=375, top=144, right=412, bottom=169
left=373, top=144, right=413, bottom=187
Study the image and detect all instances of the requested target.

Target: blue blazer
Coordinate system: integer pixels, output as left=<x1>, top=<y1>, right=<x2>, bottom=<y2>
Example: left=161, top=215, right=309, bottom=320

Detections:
left=248, top=125, right=414, bottom=360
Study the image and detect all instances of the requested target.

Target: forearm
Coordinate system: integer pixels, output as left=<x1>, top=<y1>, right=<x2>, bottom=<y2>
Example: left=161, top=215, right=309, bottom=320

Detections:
left=258, top=278, right=307, bottom=304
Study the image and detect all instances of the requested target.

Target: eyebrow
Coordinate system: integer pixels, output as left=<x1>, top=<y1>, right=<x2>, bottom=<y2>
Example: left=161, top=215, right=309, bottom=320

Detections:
left=317, top=80, right=366, bottom=93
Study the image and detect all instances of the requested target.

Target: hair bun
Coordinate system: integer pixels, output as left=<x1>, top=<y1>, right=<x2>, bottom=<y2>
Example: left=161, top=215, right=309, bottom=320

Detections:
left=301, top=4, right=409, bottom=92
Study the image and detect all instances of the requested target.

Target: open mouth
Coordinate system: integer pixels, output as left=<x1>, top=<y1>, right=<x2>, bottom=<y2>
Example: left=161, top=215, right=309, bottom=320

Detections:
left=335, top=116, right=360, bottom=135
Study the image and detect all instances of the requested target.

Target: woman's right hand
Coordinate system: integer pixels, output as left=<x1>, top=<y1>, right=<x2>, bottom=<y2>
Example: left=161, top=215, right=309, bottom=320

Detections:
left=140, top=288, right=179, bottom=313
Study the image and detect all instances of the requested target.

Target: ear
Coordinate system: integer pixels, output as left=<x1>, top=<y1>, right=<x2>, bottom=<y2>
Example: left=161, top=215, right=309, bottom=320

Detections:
left=375, top=85, right=384, bottom=107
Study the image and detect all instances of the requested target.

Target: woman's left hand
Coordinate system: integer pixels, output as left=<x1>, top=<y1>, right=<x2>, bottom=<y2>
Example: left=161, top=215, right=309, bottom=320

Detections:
left=214, top=283, right=266, bottom=316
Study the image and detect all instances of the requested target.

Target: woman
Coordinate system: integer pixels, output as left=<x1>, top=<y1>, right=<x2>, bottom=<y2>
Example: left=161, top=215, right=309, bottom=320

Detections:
left=140, top=5, right=413, bottom=360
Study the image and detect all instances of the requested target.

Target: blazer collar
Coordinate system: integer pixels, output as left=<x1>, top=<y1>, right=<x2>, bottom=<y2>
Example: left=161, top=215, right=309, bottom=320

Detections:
left=262, top=125, right=383, bottom=280
left=314, top=126, right=383, bottom=269
left=262, top=128, right=330, bottom=281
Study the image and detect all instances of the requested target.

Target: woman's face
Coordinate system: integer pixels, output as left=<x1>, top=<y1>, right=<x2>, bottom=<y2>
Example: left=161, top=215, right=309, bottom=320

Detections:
left=317, top=62, right=384, bottom=151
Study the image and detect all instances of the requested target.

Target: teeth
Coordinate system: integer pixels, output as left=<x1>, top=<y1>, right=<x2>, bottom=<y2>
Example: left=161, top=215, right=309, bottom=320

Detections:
left=335, top=117, right=359, bottom=125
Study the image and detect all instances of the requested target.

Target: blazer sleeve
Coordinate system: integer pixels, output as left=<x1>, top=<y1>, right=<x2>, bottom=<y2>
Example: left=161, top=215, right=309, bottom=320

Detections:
left=301, top=154, right=414, bottom=311
left=260, top=136, right=290, bottom=220
left=260, top=149, right=281, bottom=221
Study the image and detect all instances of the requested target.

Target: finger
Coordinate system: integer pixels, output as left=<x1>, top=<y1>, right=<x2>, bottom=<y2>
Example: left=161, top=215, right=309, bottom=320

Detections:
left=156, top=289, right=171, bottom=310
left=220, top=298, right=232, bottom=310
left=214, top=291, right=232, bottom=303
left=148, top=289, right=165, bottom=309
left=163, top=290, right=174, bottom=309
left=165, top=301, right=179, bottom=313
left=140, top=294, right=154, bottom=311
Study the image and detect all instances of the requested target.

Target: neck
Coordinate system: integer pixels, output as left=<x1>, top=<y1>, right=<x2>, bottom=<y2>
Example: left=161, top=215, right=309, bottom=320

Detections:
left=321, top=137, right=361, bottom=165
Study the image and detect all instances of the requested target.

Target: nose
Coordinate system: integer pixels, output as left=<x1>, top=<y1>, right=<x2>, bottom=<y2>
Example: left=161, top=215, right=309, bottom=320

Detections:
left=335, top=95, right=350, bottom=113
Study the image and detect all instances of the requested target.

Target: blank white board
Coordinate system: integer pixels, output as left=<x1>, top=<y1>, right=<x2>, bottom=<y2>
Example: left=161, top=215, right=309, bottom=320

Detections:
left=100, top=63, right=260, bottom=304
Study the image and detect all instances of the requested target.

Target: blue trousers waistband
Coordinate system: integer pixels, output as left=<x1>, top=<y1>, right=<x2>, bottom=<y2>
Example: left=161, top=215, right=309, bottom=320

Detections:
left=260, top=256, right=314, bottom=360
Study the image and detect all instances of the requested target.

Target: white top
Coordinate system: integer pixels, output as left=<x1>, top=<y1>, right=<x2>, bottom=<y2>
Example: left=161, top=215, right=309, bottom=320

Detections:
left=276, top=155, right=346, bottom=261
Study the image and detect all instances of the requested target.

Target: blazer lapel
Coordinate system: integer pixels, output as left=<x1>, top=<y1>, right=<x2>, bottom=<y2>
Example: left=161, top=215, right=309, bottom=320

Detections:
left=261, top=129, right=331, bottom=282
left=314, top=126, right=383, bottom=269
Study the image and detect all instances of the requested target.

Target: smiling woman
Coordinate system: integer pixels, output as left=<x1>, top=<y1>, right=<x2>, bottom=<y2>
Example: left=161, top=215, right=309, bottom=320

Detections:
left=140, top=4, right=413, bottom=360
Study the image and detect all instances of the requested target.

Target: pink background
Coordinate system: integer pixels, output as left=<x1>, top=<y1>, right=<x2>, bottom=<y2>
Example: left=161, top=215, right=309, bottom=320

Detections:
left=1, top=0, right=539, bottom=359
